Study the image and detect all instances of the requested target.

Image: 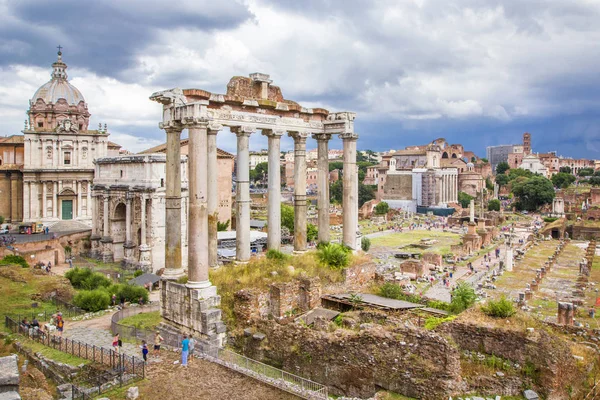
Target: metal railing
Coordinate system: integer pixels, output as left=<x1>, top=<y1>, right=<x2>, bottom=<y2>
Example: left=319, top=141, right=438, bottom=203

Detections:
left=7, top=297, right=85, bottom=326
left=110, top=307, right=328, bottom=399
left=201, top=345, right=328, bottom=400
left=5, top=315, right=144, bottom=380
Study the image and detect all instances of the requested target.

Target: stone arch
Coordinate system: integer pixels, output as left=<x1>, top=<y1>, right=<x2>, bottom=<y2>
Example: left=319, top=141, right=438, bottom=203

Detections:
left=442, top=152, right=449, bottom=159
left=588, top=217, right=595, bottom=221
left=111, top=202, right=127, bottom=260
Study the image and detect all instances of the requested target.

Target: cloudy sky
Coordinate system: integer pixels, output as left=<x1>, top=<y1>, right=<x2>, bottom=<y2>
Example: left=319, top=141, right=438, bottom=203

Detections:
left=1, top=0, right=600, bottom=158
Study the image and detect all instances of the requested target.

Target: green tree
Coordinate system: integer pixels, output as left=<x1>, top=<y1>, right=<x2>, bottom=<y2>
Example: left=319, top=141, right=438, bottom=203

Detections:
left=589, top=176, right=600, bottom=186
left=559, top=166, right=572, bottom=174
left=487, top=199, right=500, bottom=211
left=551, top=172, right=576, bottom=189
left=508, top=168, right=533, bottom=181
left=374, top=201, right=390, bottom=215
left=281, top=204, right=295, bottom=231
left=495, top=174, right=509, bottom=188
left=330, top=180, right=342, bottom=204
left=359, top=183, right=376, bottom=207
left=495, top=161, right=510, bottom=175
left=512, top=175, right=555, bottom=211
left=480, top=158, right=488, bottom=163
left=578, top=167, right=594, bottom=177
left=254, top=162, right=268, bottom=181
left=329, top=161, right=344, bottom=172
left=458, top=191, right=474, bottom=208
left=485, top=177, right=494, bottom=191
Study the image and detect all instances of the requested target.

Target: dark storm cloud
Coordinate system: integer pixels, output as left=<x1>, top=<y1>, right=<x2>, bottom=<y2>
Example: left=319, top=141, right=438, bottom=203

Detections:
left=0, top=0, right=253, bottom=78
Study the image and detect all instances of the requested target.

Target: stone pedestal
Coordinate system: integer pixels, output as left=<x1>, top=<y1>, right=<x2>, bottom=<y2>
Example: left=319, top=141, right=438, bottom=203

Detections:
left=138, top=244, right=152, bottom=272
left=123, top=241, right=137, bottom=269
left=90, top=234, right=101, bottom=259
left=100, top=237, right=114, bottom=263
left=160, top=281, right=226, bottom=348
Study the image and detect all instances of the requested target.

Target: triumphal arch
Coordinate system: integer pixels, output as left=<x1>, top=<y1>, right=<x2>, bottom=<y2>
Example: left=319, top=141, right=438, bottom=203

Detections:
left=151, top=73, right=357, bottom=345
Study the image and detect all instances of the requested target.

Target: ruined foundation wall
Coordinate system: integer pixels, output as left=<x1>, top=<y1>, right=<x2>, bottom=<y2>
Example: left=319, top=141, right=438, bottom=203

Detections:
left=239, top=320, right=461, bottom=399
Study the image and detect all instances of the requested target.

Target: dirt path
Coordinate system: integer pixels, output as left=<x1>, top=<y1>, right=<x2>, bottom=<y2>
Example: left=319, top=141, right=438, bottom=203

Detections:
left=133, top=351, right=299, bottom=400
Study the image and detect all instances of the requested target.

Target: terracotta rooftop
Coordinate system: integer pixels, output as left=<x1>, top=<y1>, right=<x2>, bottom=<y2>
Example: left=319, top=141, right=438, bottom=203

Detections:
left=107, top=141, right=122, bottom=149
left=139, top=139, right=235, bottom=159
left=0, top=135, right=24, bottom=144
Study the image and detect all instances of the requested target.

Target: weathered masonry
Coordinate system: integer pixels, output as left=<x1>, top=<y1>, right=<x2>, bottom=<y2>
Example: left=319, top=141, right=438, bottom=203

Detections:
left=151, top=73, right=358, bottom=344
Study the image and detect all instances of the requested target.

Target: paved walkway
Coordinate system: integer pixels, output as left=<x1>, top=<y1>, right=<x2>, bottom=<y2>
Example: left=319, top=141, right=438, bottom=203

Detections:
left=61, top=325, right=141, bottom=358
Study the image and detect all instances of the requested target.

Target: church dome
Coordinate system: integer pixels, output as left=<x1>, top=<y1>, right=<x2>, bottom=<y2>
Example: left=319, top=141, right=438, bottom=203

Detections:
left=31, top=50, right=85, bottom=106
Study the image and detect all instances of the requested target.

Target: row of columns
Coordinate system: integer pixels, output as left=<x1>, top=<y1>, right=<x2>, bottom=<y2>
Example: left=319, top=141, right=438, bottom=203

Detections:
left=439, top=173, right=457, bottom=204
left=161, top=118, right=359, bottom=284
left=23, top=180, right=92, bottom=221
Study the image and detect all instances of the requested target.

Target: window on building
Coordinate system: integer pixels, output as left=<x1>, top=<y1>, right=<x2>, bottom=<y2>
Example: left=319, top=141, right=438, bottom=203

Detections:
left=79, top=124, right=83, bottom=130
left=160, top=178, right=165, bottom=187
left=120, top=170, right=124, bottom=178
left=37, top=122, right=43, bottom=128
left=64, top=152, right=71, bottom=165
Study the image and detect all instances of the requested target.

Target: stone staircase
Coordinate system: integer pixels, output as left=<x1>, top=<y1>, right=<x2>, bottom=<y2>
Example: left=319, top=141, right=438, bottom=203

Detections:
left=47, top=220, right=92, bottom=233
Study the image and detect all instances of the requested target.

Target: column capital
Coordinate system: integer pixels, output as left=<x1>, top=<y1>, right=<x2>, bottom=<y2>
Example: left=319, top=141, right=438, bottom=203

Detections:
left=231, top=126, right=255, bottom=137
left=183, top=116, right=211, bottom=128
left=288, top=131, right=309, bottom=142
left=159, top=120, right=183, bottom=132
left=312, top=133, right=332, bottom=141
left=261, top=129, right=285, bottom=138
left=208, top=122, right=223, bottom=134
left=339, top=132, right=359, bottom=141
left=126, top=192, right=134, bottom=202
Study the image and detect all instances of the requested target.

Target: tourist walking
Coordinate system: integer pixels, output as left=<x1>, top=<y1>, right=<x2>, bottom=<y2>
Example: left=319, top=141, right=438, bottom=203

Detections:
left=55, top=315, right=64, bottom=336
left=181, top=335, right=190, bottom=367
left=153, top=331, right=164, bottom=357
left=188, top=334, right=195, bottom=361
left=141, top=340, right=149, bottom=362
left=112, top=333, right=120, bottom=353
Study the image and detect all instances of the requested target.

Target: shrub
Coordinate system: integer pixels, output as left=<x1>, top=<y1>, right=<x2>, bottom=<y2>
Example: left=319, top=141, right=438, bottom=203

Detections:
left=65, top=268, right=111, bottom=290
left=307, top=223, right=318, bottom=242
left=217, top=220, right=230, bottom=231
left=133, top=270, right=144, bottom=278
left=487, top=199, right=500, bottom=211
left=73, top=289, right=110, bottom=312
left=266, top=249, right=289, bottom=261
left=361, top=237, right=371, bottom=252
left=543, top=217, right=558, bottom=223
left=450, top=282, right=477, bottom=313
left=0, top=216, right=5, bottom=225
left=379, top=282, right=403, bottom=299
left=316, top=241, right=329, bottom=250
left=0, top=255, right=28, bottom=268
left=317, top=243, right=350, bottom=270
left=481, top=296, right=516, bottom=318
left=107, top=283, right=149, bottom=304
left=374, top=201, right=389, bottom=215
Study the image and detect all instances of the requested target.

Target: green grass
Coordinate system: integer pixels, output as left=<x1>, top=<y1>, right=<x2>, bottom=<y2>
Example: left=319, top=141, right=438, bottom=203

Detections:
left=19, top=337, right=91, bottom=366
left=370, top=231, right=461, bottom=255
left=0, top=266, right=75, bottom=321
left=118, top=311, right=162, bottom=331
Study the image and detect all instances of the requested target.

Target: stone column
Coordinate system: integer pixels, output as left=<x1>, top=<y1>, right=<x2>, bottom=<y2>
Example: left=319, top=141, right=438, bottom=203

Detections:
left=42, top=182, right=47, bottom=218
left=207, top=123, right=222, bottom=268
left=186, top=120, right=211, bottom=288
left=125, top=194, right=132, bottom=243
left=289, top=131, right=308, bottom=252
left=262, top=129, right=284, bottom=250
left=313, top=133, right=331, bottom=243
left=23, top=182, right=30, bottom=221
left=232, top=126, right=255, bottom=262
left=76, top=181, right=82, bottom=218
left=341, top=133, right=359, bottom=250
left=162, top=124, right=185, bottom=280
left=102, top=194, right=110, bottom=237
left=139, top=195, right=151, bottom=271
left=53, top=182, right=58, bottom=218
left=505, top=248, right=513, bottom=271
left=86, top=183, right=92, bottom=217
